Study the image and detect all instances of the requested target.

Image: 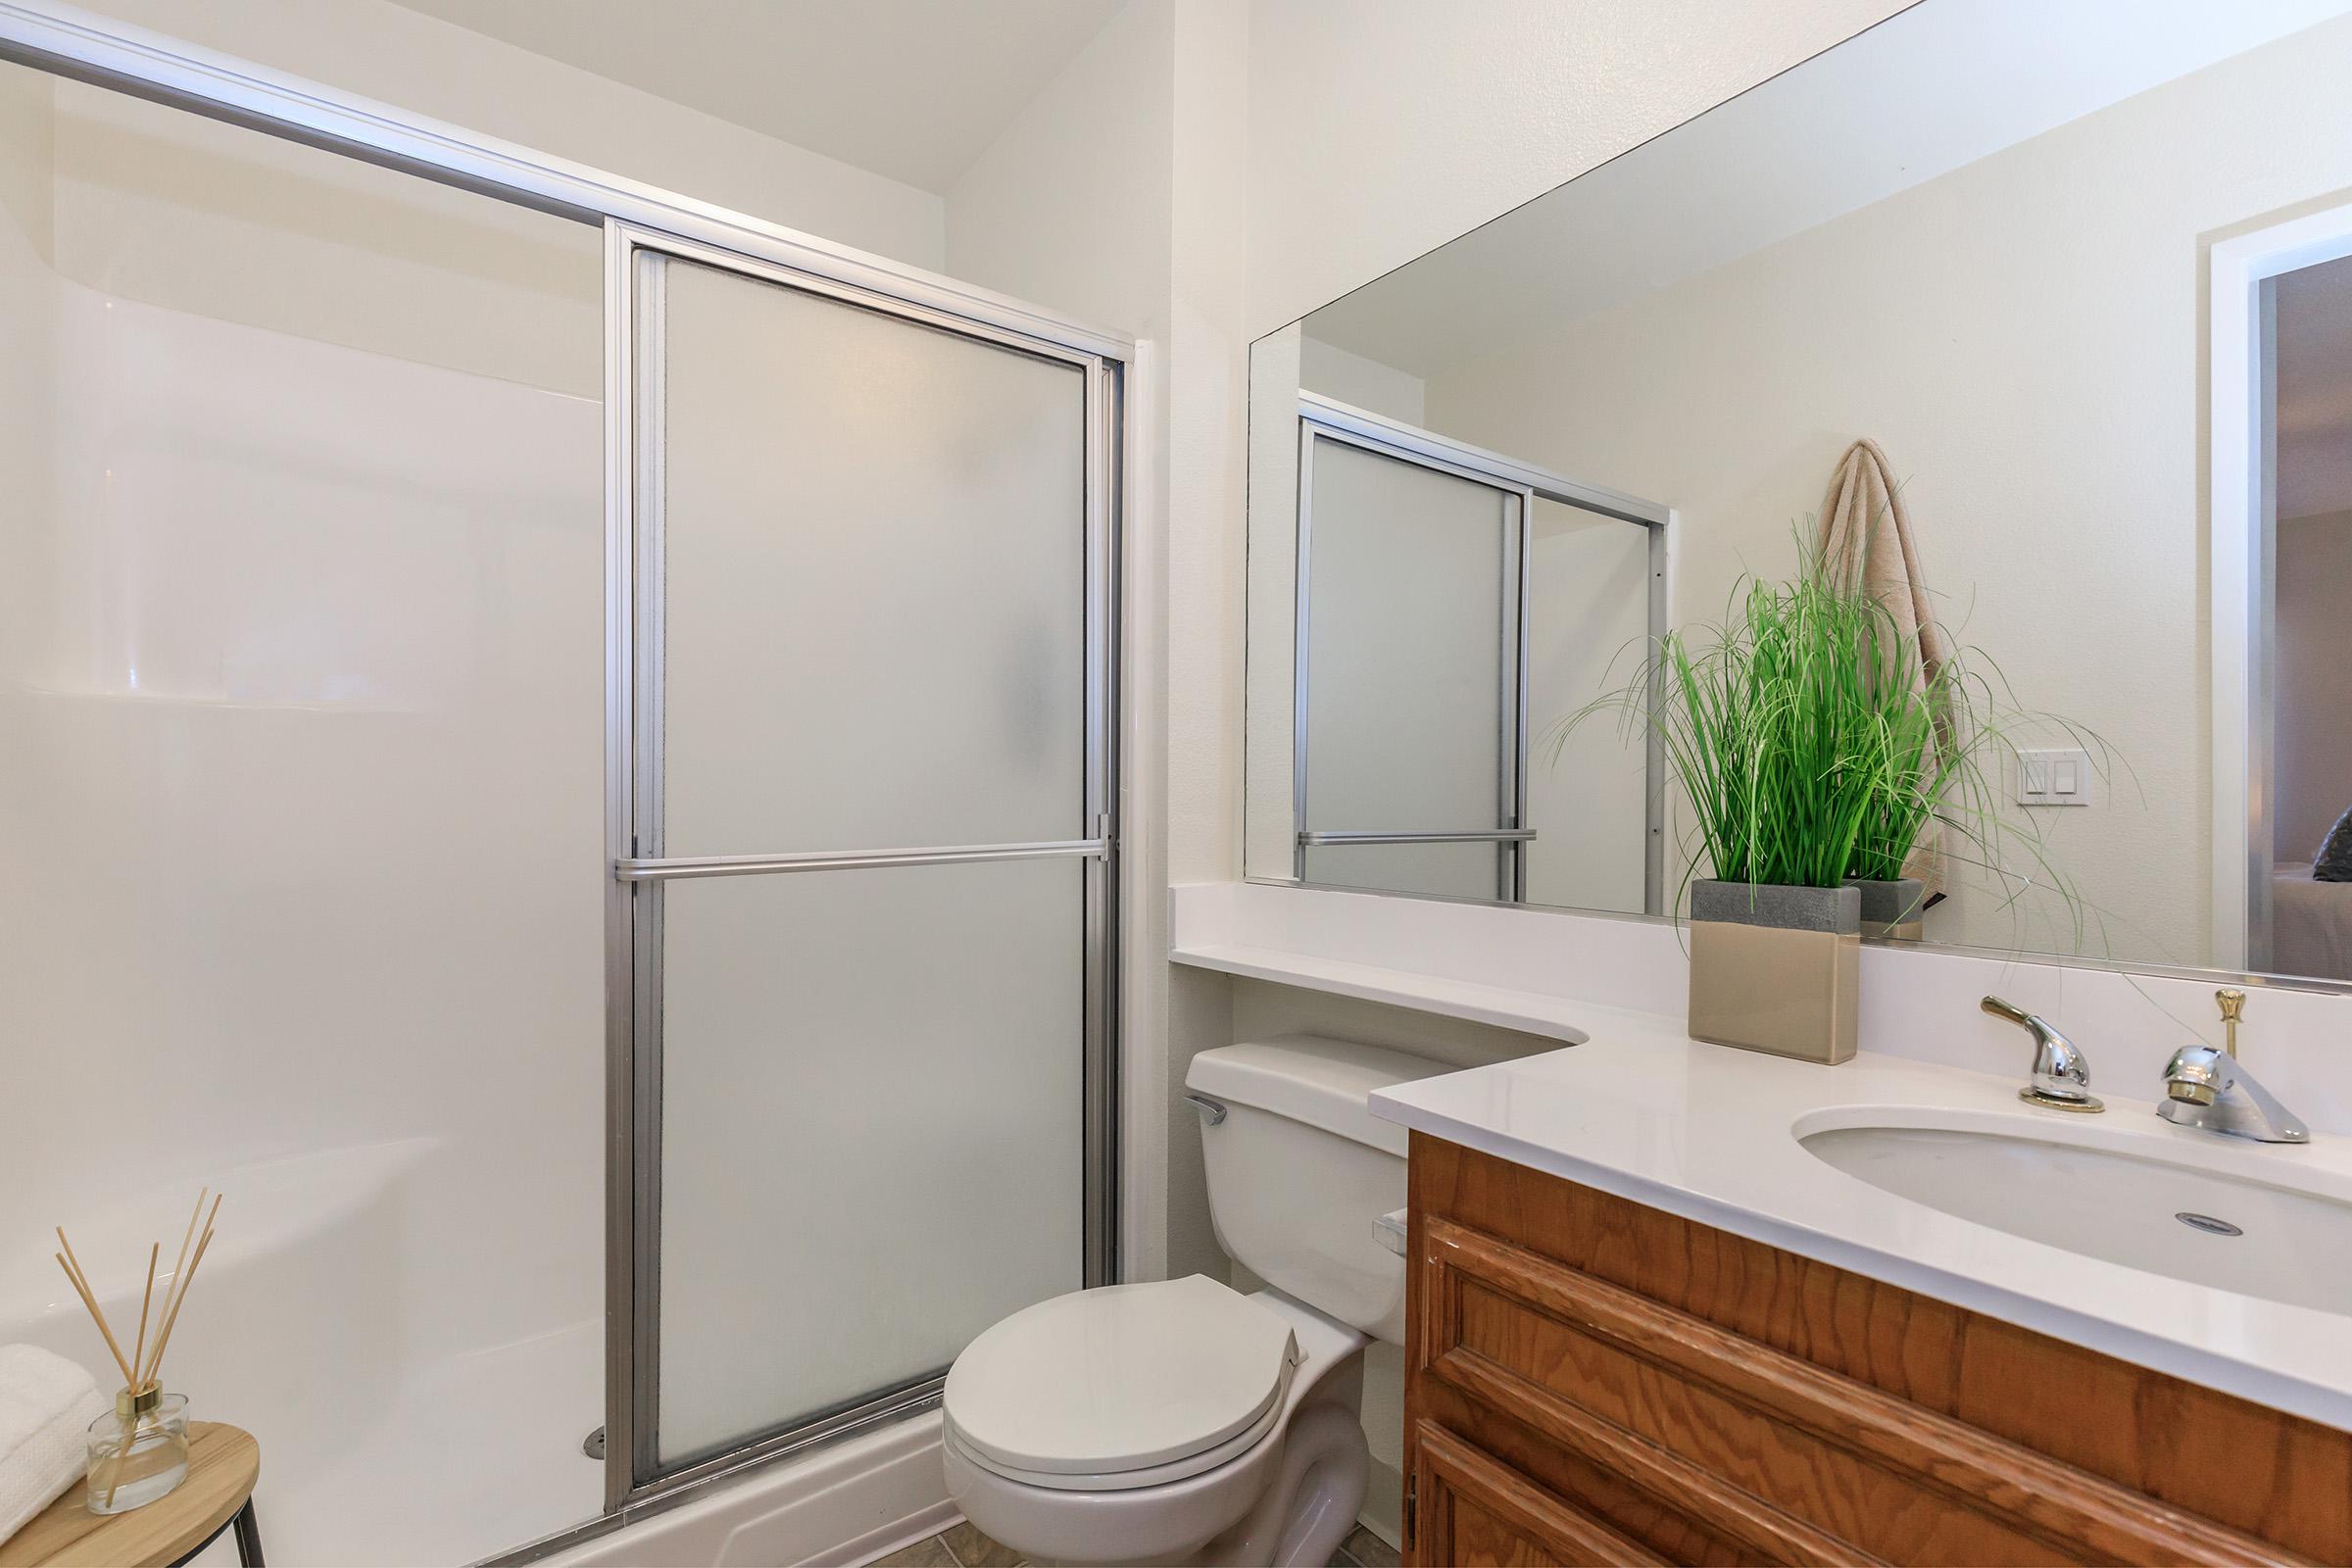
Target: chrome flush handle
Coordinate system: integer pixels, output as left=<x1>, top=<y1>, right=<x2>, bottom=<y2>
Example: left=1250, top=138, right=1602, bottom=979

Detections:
left=1981, top=996, right=2103, bottom=1113
left=1184, top=1092, right=1228, bottom=1126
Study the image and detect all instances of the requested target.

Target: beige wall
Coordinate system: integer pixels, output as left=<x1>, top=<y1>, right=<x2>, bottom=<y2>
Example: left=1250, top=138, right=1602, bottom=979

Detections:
left=1243, top=0, right=1909, bottom=337
left=1423, top=15, right=2352, bottom=967
left=77, top=0, right=946, bottom=270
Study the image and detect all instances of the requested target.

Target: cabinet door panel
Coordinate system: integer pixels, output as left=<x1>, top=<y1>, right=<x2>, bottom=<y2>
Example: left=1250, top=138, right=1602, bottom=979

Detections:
left=1410, top=1422, right=1665, bottom=1568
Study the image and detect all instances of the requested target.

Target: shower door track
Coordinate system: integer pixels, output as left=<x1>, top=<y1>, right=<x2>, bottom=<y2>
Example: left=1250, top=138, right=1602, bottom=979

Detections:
left=0, top=9, right=1130, bottom=1559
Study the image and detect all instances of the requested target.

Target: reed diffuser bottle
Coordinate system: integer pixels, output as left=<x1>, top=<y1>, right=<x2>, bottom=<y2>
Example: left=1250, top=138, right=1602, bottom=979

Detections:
left=55, top=1189, right=220, bottom=1515
left=87, top=1386, right=190, bottom=1514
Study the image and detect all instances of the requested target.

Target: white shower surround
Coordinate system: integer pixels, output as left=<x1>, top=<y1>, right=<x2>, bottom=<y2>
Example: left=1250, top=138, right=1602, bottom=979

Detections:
left=1, top=148, right=607, bottom=1559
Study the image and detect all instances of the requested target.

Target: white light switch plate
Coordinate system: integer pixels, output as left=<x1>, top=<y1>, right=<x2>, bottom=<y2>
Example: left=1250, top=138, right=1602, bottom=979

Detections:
left=2017, top=747, right=2092, bottom=807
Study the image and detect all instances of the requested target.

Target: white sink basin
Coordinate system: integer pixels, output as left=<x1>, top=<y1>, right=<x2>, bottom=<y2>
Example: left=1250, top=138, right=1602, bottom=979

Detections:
left=1796, top=1112, right=2352, bottom=1315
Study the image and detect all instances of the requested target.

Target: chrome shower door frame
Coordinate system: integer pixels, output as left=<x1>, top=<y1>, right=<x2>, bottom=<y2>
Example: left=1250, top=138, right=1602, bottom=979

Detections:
left=0, top=7, right=1127, bottom=1547
left=604, top=221, right=1124, bottom=1503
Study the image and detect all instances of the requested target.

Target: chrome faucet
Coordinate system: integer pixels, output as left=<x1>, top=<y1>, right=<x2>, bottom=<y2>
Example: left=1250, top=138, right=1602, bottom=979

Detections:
left=2158, top=990, right=2309, bottom=1144
left=1982, top=996, right=2102, bottom=1112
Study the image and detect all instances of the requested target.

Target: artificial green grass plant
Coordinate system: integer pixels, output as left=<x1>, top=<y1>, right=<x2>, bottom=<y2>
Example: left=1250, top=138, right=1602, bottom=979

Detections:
left=1637, top=567, right=1902, bottom=889
left=1550, top=534, right=2099, bottom=935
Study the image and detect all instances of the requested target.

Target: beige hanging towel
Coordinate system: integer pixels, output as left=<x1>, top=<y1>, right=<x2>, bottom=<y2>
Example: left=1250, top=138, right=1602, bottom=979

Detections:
left=1818, top=437, right=1951, bottom=898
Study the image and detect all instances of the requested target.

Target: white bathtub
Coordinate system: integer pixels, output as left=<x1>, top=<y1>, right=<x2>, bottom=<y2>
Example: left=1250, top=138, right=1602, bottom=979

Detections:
left=3, top=1140, right=603, bottom=1564
left=540, top=1410, right=956, bottom=1568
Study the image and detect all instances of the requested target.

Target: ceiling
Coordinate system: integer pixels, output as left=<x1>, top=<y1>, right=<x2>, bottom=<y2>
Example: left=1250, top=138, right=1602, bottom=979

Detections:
left=2278, top=254, right=2352, bottom=520
left=1301, top=0, right=2352, bottom=380
left=388, top=0, right=1124, bottom=193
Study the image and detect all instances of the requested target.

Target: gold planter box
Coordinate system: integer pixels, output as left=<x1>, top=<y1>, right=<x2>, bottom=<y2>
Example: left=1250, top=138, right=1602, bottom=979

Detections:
left=1687, top=880, right=1859, bottom=1064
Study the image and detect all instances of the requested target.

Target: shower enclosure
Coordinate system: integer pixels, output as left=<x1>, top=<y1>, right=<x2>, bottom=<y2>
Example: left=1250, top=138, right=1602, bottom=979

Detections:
left=0, top=10, right=1123, bottom=1564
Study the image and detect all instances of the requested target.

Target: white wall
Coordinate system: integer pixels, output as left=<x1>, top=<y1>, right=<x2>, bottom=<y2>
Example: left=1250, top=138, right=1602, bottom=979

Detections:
left=1243, top=0, right=1911, bottom=337
left=946, top=3, right=1174, bottom=333
left=1299, top=336, right=1425, bottom=424
left=2278, top=510, right=2352, bottom=858
left=1422, top=14, right=2352, bottom=967
left=74, top=0, right=947, bottom=270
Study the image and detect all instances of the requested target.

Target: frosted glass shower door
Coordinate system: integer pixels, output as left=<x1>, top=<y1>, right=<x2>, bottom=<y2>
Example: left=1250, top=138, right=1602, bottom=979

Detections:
left=617, top=237, right=1111, bottom=1475
left=1298, top=431, right=1527, bottom=900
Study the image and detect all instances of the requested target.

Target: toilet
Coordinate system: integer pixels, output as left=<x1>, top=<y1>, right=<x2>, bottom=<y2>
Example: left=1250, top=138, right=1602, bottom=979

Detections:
left=942, top=1034, right=1443, bottom=1567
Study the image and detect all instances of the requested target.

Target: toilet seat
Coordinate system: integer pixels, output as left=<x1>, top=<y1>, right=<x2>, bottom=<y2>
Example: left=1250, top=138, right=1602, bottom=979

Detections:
left=942, top=1276, right=1299, bottom=1494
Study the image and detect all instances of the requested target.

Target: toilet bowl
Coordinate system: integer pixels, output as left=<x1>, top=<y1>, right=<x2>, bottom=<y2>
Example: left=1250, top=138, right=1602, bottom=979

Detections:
left=941, top=1035, right=1446, bottom=1567
left=943, top=1280, right=1368, bottom=1566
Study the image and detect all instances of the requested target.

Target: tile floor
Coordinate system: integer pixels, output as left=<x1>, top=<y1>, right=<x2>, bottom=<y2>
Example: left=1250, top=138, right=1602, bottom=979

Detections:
left=872, top=1519, right=1401, bottom=1567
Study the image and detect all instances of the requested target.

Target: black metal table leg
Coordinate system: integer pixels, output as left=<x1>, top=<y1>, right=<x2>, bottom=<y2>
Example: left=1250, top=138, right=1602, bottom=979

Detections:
left=232, top=1498, right=265, bottom=1567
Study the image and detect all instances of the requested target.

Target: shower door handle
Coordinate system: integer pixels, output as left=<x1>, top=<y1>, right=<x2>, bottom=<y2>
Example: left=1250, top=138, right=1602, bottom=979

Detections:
left=1296, top=829, right=1536, bottom=847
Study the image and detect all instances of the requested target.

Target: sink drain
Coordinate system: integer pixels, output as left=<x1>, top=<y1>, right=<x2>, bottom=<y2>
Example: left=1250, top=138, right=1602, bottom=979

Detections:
left=2176, top=1211, right=2243, bottom=1237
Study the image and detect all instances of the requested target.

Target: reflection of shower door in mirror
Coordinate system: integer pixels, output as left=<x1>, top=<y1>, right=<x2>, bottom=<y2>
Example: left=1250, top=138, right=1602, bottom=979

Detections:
left=1292, top=399, right=1664, bottom=911
left=608, top=225, right=1117, bottom=1487
left=1295, top=426, right=1529, bottom=900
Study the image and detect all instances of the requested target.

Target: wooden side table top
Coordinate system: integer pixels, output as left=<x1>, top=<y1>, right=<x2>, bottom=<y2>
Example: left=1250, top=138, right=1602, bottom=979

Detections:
left=0, top=1423, right=258, bottom=1568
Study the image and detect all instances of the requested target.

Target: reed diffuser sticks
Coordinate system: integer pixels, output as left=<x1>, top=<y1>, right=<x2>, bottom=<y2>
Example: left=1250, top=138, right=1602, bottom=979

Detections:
left=54, top=1190, right=220, bottom=1511
left=53, top=1188, right=220, bottom=1395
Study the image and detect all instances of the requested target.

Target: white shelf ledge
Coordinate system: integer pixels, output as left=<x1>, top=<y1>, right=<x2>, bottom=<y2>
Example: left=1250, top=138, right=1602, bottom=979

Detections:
left=1168, top=881, right=1692, bottom=1044
left=1171, top=940, right=1682, bottom=1043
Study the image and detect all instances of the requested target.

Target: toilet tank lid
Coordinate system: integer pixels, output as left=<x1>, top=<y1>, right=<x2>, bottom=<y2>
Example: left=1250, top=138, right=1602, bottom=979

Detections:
left=1185, top=1034, right=1448, bottom=1155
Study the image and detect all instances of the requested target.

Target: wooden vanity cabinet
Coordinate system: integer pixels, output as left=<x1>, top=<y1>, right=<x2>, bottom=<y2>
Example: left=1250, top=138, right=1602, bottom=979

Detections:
left=1401, top=1134, right=2352, bottom=1567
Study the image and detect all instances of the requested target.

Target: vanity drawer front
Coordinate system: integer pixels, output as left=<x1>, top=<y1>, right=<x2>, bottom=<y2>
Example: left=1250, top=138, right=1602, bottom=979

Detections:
left=1413, top=1213, right=2291, bottom=1567
left=1411, top=1420, right=1668, bottom=1567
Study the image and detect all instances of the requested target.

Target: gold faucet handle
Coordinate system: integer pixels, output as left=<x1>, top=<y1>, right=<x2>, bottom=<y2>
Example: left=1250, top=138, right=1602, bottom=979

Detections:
left=2216, top=988, right=2245, bottom=1057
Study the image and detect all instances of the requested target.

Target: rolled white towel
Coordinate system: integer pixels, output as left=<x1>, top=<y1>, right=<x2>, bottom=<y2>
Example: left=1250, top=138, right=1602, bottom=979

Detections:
left=0, top=1345, right=108, bottom=1544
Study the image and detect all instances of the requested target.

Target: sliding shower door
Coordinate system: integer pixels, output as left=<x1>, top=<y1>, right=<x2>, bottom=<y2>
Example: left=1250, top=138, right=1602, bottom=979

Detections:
left=608, top=226, right=1116, bottom=1483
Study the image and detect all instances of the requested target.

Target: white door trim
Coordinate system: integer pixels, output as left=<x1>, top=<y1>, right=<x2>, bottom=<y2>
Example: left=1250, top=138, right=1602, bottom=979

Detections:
left=2210, top=199, right=2352, bottom=970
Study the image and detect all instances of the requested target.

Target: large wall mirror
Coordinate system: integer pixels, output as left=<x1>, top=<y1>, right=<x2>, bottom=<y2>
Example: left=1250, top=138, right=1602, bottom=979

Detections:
left=1245, top=0, right=2352, bottom=988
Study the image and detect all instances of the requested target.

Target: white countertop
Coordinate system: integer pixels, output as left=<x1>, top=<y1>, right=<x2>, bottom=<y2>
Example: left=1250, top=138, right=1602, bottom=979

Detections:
left=1370, top=1018, right=2352, bottom=1434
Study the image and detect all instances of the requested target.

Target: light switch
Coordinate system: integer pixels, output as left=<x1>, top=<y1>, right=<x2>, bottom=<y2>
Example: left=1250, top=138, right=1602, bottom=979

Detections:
left=2018, top=748, right=2091, bottom=807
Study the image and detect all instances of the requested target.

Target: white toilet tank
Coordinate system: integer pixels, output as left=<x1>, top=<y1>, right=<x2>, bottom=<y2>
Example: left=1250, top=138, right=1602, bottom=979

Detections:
left=1184, top=1034, right=1448, bottom=1345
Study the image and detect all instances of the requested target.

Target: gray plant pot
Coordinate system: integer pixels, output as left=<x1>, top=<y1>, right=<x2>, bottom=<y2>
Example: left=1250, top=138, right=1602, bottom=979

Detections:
left=1846, top=876, right=1926, bottom=942
left=1687, top=880, right=1859, bottom=1064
